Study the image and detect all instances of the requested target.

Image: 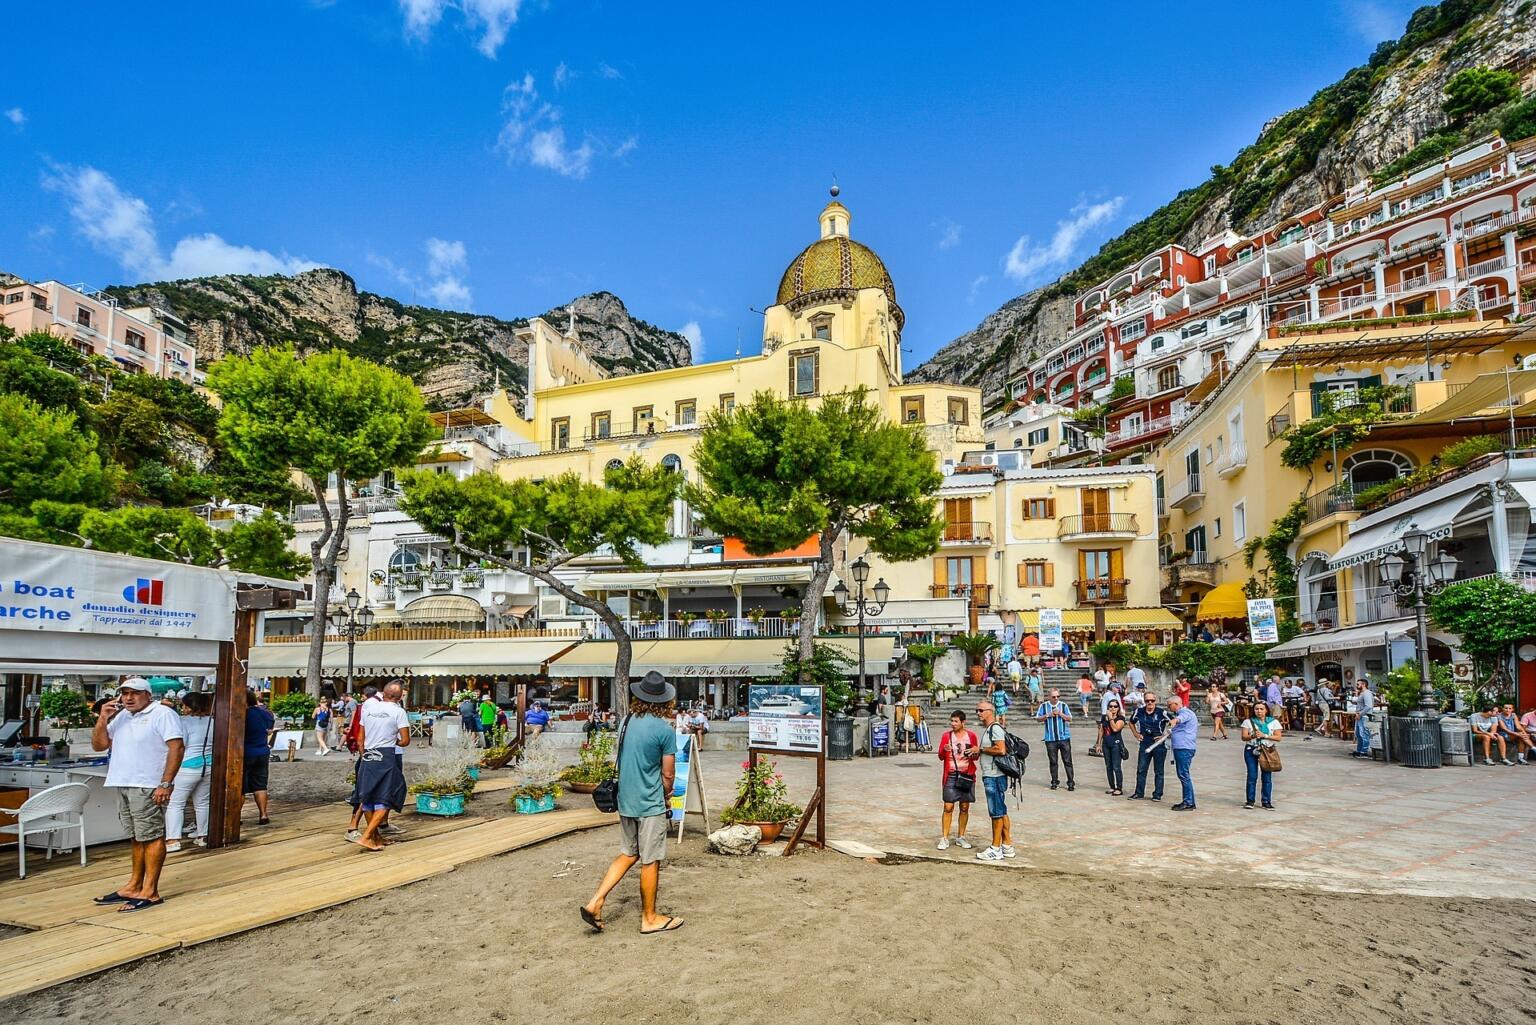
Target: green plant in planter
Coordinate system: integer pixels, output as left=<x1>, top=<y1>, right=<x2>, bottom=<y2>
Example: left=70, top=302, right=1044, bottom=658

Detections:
left=719, top=758, right=802, bottom=826
left=705, top=608, right=729, bottom=623
left=677, top=610, right=698, bottom=627
left=636, top=609, right=661, bottom=625
left=780, top=604, right=802, bottom=623
left=746, top=606, right=767, bottom=624
left=950, top=632, right=1001, bottom=669
left=409, top=732, right=482, bottom=797
left=509, top=738, right=565, bottom=804
left=270, top=691, right=317, bottom=726
left=40, top=689, right=94, bottom=729
left=559, top=731, right=619, bottom=785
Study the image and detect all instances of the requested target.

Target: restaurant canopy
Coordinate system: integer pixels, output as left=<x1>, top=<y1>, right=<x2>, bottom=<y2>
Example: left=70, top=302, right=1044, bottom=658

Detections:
left=248, top=636, right=577, bottom=678
left=1261, top=618, right=1416, bottom=659
left=546, top=636, right=895, bottom=678
left=998, top=608, right=1182, bottom=631
left=1195, top=583, right=1249, bottom=620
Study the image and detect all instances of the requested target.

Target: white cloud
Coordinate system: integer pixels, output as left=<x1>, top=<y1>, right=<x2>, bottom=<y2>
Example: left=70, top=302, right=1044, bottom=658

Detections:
left=967, top=274, right=989, bottom=303
left=553, top=61, right=570, bottom=88
left=425, top=237, right=466, bottom=278
left=1004, top=197, right=1125, bottom=283
left=597, top=61, right=623, bottom=80
left=42, top=164, right=319, bottom=280
left=1344, top=0, right=1414, bottom=44
left=498, top=73, right=623, bottom=179
left=935, top=219, right=962, bottom=251
left=398, top=0, right=523, bottom=57
left=370, top=238, right=473, bottom=310
left=679, top=321, right=703, bottom=360
left=4, top=107, right=24, bottom=127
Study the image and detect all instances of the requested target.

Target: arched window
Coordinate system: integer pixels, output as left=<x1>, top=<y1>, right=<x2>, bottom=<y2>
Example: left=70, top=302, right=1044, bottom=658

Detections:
left=661, top=454, right=682, bottom=473
left=606, top=458, right=624, bottom=471
left=1342, top=449, right=1414, bottom=491
left=389, top=549, right=421, bottom=573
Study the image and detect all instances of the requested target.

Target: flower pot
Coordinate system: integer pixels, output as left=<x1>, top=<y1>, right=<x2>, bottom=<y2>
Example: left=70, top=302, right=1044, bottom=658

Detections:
left=415, top=792, right=466, bottom=817
left=465, top=767, right=480, bottom=781
left=969, top=665, right=984, bottom=686
left=564, top=782, right=598, bottom=794
left=514, top=793, right=557, bottom=815
left=747, top=820, right=787, bottom=843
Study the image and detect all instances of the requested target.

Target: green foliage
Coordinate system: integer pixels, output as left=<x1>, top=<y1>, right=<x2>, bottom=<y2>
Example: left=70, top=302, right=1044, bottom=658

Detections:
left=1430, top=576, right=1536, bottom=671
left=559, top=731, right=619, bottom=785
left=1353, top=435, right=1504, bottom=510
left=949, top=632, right=1002, bottom=665
left=1439, top=434, right=1503, bottom=467
left=40, top=689, right=94, bottom=729
left=269, top=691, right=317, bottom=725
left=1381, top=662, right=1449, bottom=716
left=223, top=511, right=312, bottom=578
left=0, top=336, right=94, bottom=417
left=1443, top=65, right=1521, bottom=121
left=1503, top=94, right=1536, bottom=142
left=1142, top=642, right=1276, bottom=679
left=905, top=642, right=949, bottom=684
left=78, top=506, right=221, bottom=565
left=1242, top=499, right=1306, bottom=626
left=1372, top=132, right=1463, bottom=185
left=1088, top=640, right=1138, bottom=667
left=208, top=345, right=435, bottom=493
left=719, top=758, right=802, bottom=826
left=0, top=393, right=118, bottom=509
left=773, top=642, right=856, bottom=716
left=1109, top=375, right=1135, bottom=400
left=1280, top=387, right=1407, bottom=472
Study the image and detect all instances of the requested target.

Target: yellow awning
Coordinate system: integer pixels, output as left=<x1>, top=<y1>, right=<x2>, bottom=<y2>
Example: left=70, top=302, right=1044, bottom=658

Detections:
left=548, top=636, right=895, bottom=678
left=1013, top=608, right=1183, bottom=631
left=1195, top=583, right=1249, bottom=620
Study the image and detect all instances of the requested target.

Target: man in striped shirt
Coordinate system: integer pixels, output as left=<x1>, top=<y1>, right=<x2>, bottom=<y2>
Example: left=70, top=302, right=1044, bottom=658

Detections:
left=1035, top=688, right=1075, bottom=792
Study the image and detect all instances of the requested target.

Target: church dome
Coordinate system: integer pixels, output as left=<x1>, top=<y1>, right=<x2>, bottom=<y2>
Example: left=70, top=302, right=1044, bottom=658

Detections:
left=775, top=201, right=903, bottom=327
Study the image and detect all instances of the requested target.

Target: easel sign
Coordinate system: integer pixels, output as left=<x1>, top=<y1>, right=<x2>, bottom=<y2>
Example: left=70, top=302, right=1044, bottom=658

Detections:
left=670, top=731, right=710, bottom=841
left=743, top=683, right=826, bottom=855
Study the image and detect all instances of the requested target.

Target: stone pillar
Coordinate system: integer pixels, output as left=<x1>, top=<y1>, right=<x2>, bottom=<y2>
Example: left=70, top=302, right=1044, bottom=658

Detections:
left=1373, top=261, right=1387, bottom=303
left=1442, top=236, right=1458, bottom=281
left=1308, top=283, right=1321, bottom=320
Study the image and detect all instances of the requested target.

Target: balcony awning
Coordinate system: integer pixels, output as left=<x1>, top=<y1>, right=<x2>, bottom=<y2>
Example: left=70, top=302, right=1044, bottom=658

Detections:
left=1195, top=583, right=1248, bottom=620
left=1328, top=490, right=1484, bottom=569
left=1406, top=369, right=1536, bottom=424
left=1012, top=608, right=1182, bottom=631
left=248, top=637, right=575, bottom=678
left=547, top=636, right=895, bottom=678
left=399, top=594, right=486, bottom=625
left=1266, top=618, right=1417, bottom=658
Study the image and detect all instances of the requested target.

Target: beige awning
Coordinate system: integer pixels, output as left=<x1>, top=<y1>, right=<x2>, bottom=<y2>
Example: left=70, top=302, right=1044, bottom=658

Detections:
left=1408, top=369, right=1536, bottom=424
left=248, top=637, right=572, bottom=678
left=578, top=565, right=816, bottom=592
left=399, top=594, right=486, bottom=625
left=548, top=636, right=895, bottom=678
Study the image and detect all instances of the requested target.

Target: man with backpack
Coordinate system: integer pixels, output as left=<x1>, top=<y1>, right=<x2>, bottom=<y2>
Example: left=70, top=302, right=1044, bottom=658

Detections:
left=973, top=701, right=1015, bottom=862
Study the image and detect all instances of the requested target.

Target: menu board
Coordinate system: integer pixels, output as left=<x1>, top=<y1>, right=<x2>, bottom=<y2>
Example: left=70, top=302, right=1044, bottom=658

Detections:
left=748, top=684, right=824, bottom=753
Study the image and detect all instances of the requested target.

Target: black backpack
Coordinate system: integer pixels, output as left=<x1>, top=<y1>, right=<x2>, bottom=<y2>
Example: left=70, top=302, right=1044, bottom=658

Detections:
left=989, top=723, right=1030, bottom=779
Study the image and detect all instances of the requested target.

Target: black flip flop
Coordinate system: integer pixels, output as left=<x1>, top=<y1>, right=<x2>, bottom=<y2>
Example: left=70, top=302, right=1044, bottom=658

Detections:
left=580, top=907, right=605, bottom=933
left=118, top=897, right=164, bottom=913
left=641, top=917, right=683, bottom=935
left=93, top=891, right=133, bottom=905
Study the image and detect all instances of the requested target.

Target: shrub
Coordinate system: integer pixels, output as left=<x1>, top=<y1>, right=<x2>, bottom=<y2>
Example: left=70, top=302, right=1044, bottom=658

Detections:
left=40, top=689, right=94, bottom=729
left=559, top=731, right=619, bottom=785
left=719, top=757, right=801, bottom=826
left=1503, top=94, right=1536, bottom=143
left=269, top=691, right=317, bottom=726
left=1439, top=434, right=1502, bottom=468
left=1443, top=66, right=1520, bottom=121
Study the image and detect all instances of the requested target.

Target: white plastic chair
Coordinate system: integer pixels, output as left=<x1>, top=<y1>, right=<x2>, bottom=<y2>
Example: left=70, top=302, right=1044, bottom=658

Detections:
left=0, top=782, right=90, bottom=878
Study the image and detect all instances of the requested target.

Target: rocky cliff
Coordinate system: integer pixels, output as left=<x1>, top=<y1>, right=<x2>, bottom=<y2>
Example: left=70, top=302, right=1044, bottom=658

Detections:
left=909, top=0, right=1536, bottom=401
left=103, top=269, right=692, bottom=408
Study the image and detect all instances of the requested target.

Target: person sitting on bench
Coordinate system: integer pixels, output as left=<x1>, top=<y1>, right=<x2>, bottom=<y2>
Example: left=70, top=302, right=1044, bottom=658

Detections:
left=1470, top=708, right=1512, bottom=765
left=1496, top=703, right=1533, bottom=764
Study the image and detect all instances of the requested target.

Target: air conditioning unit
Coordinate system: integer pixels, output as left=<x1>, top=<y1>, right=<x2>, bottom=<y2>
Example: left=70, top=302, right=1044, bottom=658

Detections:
left=538, top=595, right=566, bottom=619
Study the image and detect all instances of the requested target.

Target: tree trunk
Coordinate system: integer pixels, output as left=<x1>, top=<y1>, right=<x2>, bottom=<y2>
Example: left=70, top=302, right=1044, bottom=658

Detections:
left=796, top=527, right=842, bottom=683
left=305, top=473, right=350, bottom=697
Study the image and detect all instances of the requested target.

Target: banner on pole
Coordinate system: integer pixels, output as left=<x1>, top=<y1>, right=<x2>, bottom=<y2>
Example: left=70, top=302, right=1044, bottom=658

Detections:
left=1038, top=608, right=1063, bottom=655
left=1247, top=598, right=1279, bottom=644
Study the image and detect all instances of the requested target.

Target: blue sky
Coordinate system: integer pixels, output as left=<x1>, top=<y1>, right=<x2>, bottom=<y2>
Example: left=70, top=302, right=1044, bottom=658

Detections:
left=2, top=1, right=1423, bottom=366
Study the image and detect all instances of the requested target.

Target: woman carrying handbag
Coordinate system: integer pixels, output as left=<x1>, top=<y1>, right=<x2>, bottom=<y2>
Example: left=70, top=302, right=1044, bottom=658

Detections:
left=1241, top=699, right=1283, bottom=810
left=1100, top=699, right=1127, bottom=796
left=936, top=711, right=978, bottom=851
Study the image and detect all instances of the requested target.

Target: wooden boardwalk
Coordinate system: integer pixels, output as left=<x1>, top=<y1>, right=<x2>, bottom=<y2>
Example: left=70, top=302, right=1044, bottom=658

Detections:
left=0, top=795, right=613, bottom=1000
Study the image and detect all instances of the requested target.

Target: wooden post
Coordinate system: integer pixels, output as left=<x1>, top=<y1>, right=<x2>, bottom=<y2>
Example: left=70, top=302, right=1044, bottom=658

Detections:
left=515, top=681, right=527, bottom=750
left=208, top=605, right=256, bottom=849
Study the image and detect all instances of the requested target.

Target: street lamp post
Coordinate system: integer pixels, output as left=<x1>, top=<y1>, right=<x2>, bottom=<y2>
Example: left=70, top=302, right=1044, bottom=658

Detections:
left=332, top=587, right=376, bottom=696
left=1378, top=528, right=1459, bottom=715
left=832, top=556, right=890, bottom=707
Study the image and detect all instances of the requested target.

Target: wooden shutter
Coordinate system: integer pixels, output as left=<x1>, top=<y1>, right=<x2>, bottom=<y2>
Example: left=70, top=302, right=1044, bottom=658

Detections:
left=1017, top=562, right=1030, bottom=587
left=1110, top=548, right=1125, bottom=580
left=1077, top=550, right=1089, bottom=582
left=1043, top=562, right=1055, bottom=587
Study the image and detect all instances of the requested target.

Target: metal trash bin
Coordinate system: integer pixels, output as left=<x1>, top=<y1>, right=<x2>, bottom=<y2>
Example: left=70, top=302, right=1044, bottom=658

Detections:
left=866, top=715, right=892, bottom=758
left=828, top=715, right=854, bottom=761
left=1439, top=716, right=1473, bottom=766
left=1392, top=714, right=1442, bottom=768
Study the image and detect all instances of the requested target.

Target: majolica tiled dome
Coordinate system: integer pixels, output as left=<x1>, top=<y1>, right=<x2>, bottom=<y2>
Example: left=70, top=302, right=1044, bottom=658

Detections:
left=775, top=202, right=901, bottom=326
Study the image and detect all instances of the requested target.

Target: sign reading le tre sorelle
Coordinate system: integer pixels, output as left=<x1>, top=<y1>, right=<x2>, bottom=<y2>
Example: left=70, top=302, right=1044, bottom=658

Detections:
left=0, top=541, right=235, bottom=642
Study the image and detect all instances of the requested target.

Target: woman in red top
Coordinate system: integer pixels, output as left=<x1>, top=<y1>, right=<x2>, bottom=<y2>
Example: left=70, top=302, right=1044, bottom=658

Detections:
left=1174, top=675, right=1193, bottom=713
left=937, top=711, right=979, bottom=851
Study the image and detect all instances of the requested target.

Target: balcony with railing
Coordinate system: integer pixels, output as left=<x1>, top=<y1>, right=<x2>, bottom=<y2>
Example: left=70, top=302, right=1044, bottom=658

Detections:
left=1303, top=484, right=1358, bottom=524
left=1215, top=441, right=1247, bottom=479
left=1459, top=211, right=1518, bottom=241
left=1168, top=473, right=1204, bottom=510
left=1160, top=551, right=1215, bottom=589
left=930, top=583, right=992, bottom=608
left=1465, top=255, right=1510, bottom=279
left=1108, top=413, right=1175, bottom=447
left=1075, top=578, right=1129, bottom=604
left=582, top=418, right=660, bottom=443
left=941, top=520, right=993, bottom=545
left=590, top=615, right=804, bottom=640
left=1057, top=513, right=1139, bottom=540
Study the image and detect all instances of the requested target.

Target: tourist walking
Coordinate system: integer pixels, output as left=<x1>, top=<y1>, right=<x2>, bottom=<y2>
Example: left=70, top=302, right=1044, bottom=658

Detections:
left=1026, top=667, right=1043, bottom=704
left=1036, top=688, right=1076, bottom=792
left=989, top=681, right=1010, bottom=727
left=1128, top=691, right=1170, bottom=801
left=1207, top=683, right=1228, bottom=740
left=165, top=692, right=214, bottom=853
left=1126, top=661, right=1146, bottom=691
left=1350, top=678, right=1376, bottom=759
left=1100, top=698, right=1127, bottom=796
left=1282, top=679, right=1306, bottom=731
left=1021, top=631, right=1040, bottom=671
left=1076, top=671, right=1094, bottom=718
left=479, top=693, right=498, bottom=746
left=1314, top=679, right=1338, bottom=736
left=345, top=684, right=379, bottom=840
left=1166, top=696, right=1199, bottom=811
left=1241, top=700, right=1283, bottom=809
left=458, top=692, right=481, bottom=747
left=242, top=690, right=275, bottom=825
left=936, top=711, right=977, bottom=850
left=1007, top=655, right=1023, bottom=694
left=354, top=681, right=412, bottom=852
left=973, top=701, right=1014, bottom=862
left=313, top=697, right=333, bottom=757
left=583, top=672, right=684, bottom=934
left=90, top=677, right=185, bottom=912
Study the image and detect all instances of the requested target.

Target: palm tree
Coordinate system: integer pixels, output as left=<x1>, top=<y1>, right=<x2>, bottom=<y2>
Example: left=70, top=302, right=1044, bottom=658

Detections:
left=950, top=632, right=1002, bottom=687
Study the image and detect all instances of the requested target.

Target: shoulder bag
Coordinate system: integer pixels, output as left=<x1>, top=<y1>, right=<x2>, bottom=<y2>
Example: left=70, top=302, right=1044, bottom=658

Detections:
left=1254, top=720, right=1282, bottom=773
left=592, top=714, right=629, bottom=814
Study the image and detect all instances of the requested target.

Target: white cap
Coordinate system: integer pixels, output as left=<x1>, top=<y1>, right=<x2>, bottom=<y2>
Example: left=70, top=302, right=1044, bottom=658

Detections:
left=118, top=677, right=152, bottom=692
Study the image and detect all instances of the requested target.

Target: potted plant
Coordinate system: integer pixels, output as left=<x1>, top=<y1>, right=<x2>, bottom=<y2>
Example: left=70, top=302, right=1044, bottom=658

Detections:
left=950, top=632, right=1002, bottom=686
left=636, top=609, right=661, bottom=625
left=719, top=758, right=801, bottom=842
left=510, top=738, right=564, bottom=814
left=427, top=569, right=453, bottom=590
left=397, top=572, right=422, bottom=592
left=677, top=610, right=698, bottom=630
left=408, top=733, right=481, bottom=816
left=705, top=608, right=729, bottom=624
left=780, top=604, right=802, bottom=626
left=460, top=566, right=485, bottom=588
left=558, top=732, right=618, bottom=794
left=746, top=606, right=767, bottom=624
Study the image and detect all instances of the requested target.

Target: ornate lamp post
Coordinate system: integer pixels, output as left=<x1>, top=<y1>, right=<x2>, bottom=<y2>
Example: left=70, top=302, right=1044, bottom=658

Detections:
left=1378, top=527, right=1458, bottom=764
left=332, top=587, right=376, bottom=696
left=832, top=556, right=890, bottom=706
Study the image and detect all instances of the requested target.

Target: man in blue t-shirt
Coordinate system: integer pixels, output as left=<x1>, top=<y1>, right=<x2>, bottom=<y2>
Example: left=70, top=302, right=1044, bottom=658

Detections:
left=242, top=689, right=277, bottom=825
left=1128, top=693, right=1171, bottom=802
left=1167, top=696, right=1199, bottom=811
left=583, top=672, right=682, bottom=936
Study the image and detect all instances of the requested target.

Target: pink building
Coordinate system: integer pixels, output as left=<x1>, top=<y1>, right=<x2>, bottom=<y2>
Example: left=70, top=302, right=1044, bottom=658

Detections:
left=1, top=279, right=197, bottom=383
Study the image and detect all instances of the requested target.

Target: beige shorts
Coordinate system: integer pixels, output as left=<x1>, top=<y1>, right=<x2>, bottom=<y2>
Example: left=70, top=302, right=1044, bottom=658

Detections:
left=619, top=814, right=669, bottom=865
left=116, top=787, right=166, bottom=842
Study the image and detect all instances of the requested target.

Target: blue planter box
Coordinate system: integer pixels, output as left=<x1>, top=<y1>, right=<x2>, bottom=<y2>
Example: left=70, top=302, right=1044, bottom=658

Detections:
left=514, top=793, right=556, bottom=815
left=466, top=767, right=481, bottom=781
left=415, top=792, right=466, bottom=817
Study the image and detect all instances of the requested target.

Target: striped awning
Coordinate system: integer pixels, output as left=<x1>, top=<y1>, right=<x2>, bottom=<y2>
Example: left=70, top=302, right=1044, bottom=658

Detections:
left=547, top=636, right=895, bottom=678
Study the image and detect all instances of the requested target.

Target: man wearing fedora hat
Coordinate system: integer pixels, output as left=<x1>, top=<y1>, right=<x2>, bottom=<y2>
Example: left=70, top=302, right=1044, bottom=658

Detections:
left=581, top=671, right=683, bottom=935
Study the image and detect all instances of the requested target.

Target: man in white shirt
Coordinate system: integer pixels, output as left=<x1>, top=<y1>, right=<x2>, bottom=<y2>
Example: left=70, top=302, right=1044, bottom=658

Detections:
left=90, top=677, right=185, bottom=911
left=354, top=681, right=411, bottom=852
left=1350, top=678, right=1377, bottom=758
left=1126, top=663, right=1147, bottom=690
left=1123, top=685, right=1146, bottom=714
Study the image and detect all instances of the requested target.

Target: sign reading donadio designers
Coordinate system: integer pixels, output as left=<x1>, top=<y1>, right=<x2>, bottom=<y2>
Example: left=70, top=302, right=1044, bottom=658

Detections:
left=747, top=684, right=824, bottom=753
left=0, top=539, right=236, bottom=641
